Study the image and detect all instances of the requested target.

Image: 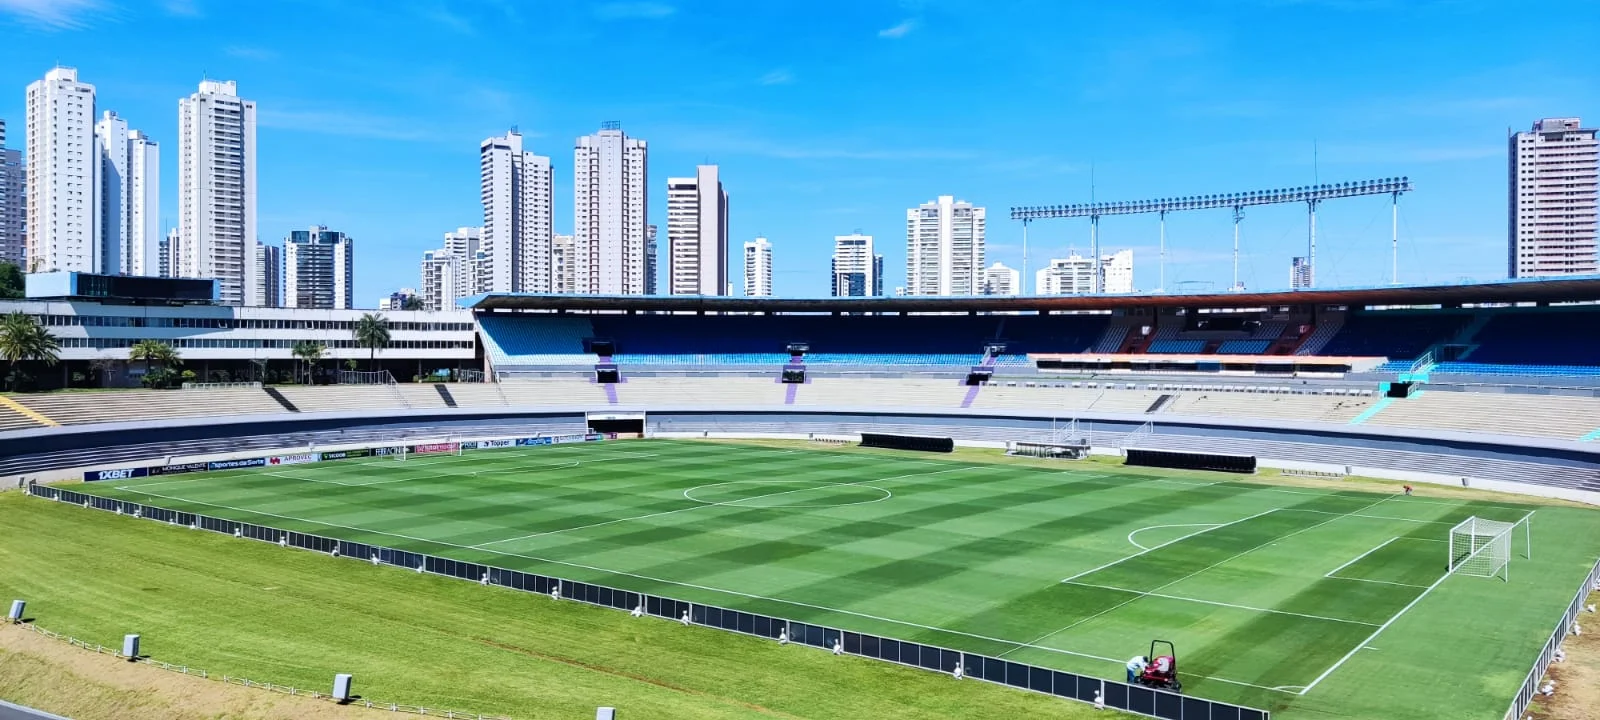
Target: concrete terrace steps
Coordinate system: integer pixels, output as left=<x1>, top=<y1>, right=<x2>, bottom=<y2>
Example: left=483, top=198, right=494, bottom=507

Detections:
left=1162, top=392, right=1375, bottom=424
left=0, top=403, right=45, bottom=431
left=273, top=386, right=410, bottom=413
left=11, top=387, right=287, bottom=426
left=1364, top=391, right=1600, bottom=440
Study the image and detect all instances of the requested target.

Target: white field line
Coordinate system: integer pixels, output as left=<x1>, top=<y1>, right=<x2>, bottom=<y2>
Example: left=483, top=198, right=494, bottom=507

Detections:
left=1283, top=507, right=1456, bottom=525
left=1061, top=581, right=1380, bottom=627
left=1126, top=523, right=1222, bottom=551
left=1298, top=508, right=1539, bottom=696
left=1323, top=538, right=1400, bottom=579
left=1060, top=508, right=1280, bottom=583
left=1328, top=576, right=1429, bottom=589
left=1022, top=496, right=1398, bottom=658
left=470, top=464, right=998, bottom=549
left=96, top=484, right=1297, bottom=694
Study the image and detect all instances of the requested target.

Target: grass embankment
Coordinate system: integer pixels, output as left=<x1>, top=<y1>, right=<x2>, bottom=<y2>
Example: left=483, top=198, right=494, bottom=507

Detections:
left=0, top=492, right=1112, bottom=720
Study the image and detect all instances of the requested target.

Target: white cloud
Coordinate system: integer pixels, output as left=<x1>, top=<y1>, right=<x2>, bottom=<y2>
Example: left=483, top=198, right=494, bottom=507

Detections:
left=594, top=1, right=675, bottom=20
left=0, top=0, right=103, bottom=29
left=759, top=69, right=794, bottom=86
left=877, top=19, right=916, bottom=38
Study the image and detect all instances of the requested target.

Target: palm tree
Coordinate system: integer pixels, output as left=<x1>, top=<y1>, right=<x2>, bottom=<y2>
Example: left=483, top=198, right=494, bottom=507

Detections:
left=400, top=295, right=424, bottom=311
left=353, top=313, right=391, bottom=372
left=291, top=340, right=325, bottom=385
left=0, top=312, right=60, bottom=391
left=128, top=339, right=180, bottom=379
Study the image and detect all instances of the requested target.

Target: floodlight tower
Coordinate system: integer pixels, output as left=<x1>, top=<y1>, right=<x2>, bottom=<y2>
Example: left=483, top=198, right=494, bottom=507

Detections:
left=1232, top=205, right=1245, bottom=291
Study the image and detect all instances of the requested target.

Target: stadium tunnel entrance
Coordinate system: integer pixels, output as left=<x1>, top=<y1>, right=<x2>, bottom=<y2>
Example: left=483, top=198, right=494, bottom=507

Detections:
left=588, top=411, right=645, bottom=437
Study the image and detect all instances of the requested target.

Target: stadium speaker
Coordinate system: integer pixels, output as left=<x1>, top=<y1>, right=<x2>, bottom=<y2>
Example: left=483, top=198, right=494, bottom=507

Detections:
left=1126, top=448, right=1255, bottom=474
left=333, top=673, right=353, bottom=703
left=781, top=368, right=806, bottom=384
left=122, top=634, right=140, bottom=661
left=860, top=433, right=955, bottom=453
left=1386, top=381, right=1414, bottom=398
left=7, top=600, right=23, bottom=623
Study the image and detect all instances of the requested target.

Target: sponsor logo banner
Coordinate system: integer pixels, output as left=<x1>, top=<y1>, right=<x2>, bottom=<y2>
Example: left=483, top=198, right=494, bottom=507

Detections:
left=584, top=433, right=605, bottom=442
left=372, top=447, right=404, bottom=456
left=515, top=436, right=551, bottom=446
left=413, top=442, right=459, bottom=455
left=84, top=467, right=149, bottom=482
left=268, top=454, right=320, bottom=466
left=459, top=441, right=480, bottom=451
left=318, top=449, right=372, bottom=461
left=209, top=457, right=267, bottom=471
left=149, top=461, right=210, bottom=476
left=478, top=439, right=515, bottom=449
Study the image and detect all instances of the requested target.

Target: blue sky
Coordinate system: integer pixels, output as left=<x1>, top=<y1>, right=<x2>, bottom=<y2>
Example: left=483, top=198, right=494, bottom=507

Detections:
left=2, top=0, right=1597, bottom=303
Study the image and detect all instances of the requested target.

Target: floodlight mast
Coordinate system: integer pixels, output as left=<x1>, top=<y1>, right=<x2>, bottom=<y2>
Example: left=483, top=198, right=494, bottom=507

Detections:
left=1009, top=178, right=1414, bottom=290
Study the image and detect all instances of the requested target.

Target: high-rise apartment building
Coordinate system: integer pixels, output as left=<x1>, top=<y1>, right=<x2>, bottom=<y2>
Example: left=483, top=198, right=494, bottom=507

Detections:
left=667, top=165, right=729, bottom=295
left=906, top=196, right=985, bottom=296
left=25, top=67, right=98, bottom=273
left=177, top=80, right=257, bottom=305
left=1509, top=117, right=1599, bottom=277
left=645, top=224, right=658, bottom=295
left=0, top=119, right=24, bottom=266
left=480, top=130, right=552, bottom=292
left=94, top=112, right=160, bottom=276
left=160, top=227, right=178, bottom=278
left=831, top=233, right=882, bottom=297
left=1290, top=256, right=1311, bottom=289
left=743, top=237, right=773, bottom=296
left=1036, top=250, right=1134, bottom=296
left=252, top=240, right=283, bottom=307
left=285, top=226, right=353, bottom=309
left=420, top=226, right=482, bottom=311
left=981, top=262, right=1020, bottom=296
left=552, top=233, right=576, bottom=293
left=573, top=123, right=649, bottom=294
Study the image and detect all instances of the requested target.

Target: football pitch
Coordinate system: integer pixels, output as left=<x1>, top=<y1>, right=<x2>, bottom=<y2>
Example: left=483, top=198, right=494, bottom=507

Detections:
left=80, top=439, right=1600, bottom=719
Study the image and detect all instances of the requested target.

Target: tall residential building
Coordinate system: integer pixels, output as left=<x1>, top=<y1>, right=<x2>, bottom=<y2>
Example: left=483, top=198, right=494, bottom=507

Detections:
left=285, top=226, right=353, bottom=309
left=906, top=195, right=985, bottom=296
left=379, top=288, right=417, bottom=310
left=831, top=233, right=882, bottom=297
left=1509, top=117, right=1600, bottom=277
left=94, top=112, right=161, bottom=276
left=25, top=67, right=98, bottom=273
left=645, top=224, right=658, bottom=295
left=573, top=123, right=649, bottom=294
left=1035, top=250, right=1133, bottom=296
left=252, top=240, right=283, bottom=307
left=177, top=80, right=257, bottom=305
left=981, top=262, right=1020, bottom=296
left=0, top=119, right=23, bottom=266
left=480, top=130, right=552, bottom=292
left=420, top=226, right=481, bottom=310
left=1290, top=256, right=1312, bottom=289
left=159, top=227, right=178, bottom=277
left=552, top=233, right=576, bottom=293
left=667, top=165, right=729, bottom=295
left=743, top=237, right=773, bottom=297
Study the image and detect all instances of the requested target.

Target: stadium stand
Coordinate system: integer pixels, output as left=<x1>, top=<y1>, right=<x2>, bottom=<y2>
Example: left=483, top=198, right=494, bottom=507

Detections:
left=1457, top=307, right=1600, bottom=366
left=1163, top=391, right=1374, bottom=423
left=273, top=386, right=411, bottom=413
left=478, top=314, right=596, bottom=367
left=1363, top=391, right=1600, bottom=440
left=11, top=387, right=286, bottom=426
left=0, top=404, right=44, bottom=431
left=498, top=378, right=611, bottom=406
left=619, top=376, right=785, bottom=406
left=1316, top=310, right=1474, bottom=359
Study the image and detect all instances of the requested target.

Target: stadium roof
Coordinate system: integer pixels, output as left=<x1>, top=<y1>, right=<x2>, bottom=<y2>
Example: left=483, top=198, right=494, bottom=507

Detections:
left=466, top=276, right=1600, bottom=313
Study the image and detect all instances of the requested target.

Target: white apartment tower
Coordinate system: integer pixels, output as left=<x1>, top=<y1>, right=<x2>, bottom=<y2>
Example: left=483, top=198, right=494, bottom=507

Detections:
left=552, top=233, right=576, bottom=293
left=420, top=227, right=482, bottom=310
left=743, top=236, right=773, bottom=296
left=1290, top=256, right=1312, bottom=289
left=177, top=80, right=257, bottom=305
left=0, top=119, right=24, bottom=266
left=982, top=262, right=1020, bottom=296
left=25, top=67, right=98, bottom=273
left=1509, top=118, right=1600, bottom=277
left=906, top=195, right=985, bottom=295
left=480, top=130, right=552, bottom=293
left=252, top=240, right=283, bottom=307
left=667, top=165, right=729, bottom=295
left=285, top=226, right=353, bottom=310
left=574, top=123, right=649, bottom=294
left=94, top=112, right=161, bottom=276
left=831, top=233, right=882, bottom=297
left=1036, top=250, right=1134, bottom=296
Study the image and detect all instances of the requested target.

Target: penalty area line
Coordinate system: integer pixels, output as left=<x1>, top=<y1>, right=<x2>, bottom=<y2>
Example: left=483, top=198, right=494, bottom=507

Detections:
left=1061, top=508, right=1279, bottom=583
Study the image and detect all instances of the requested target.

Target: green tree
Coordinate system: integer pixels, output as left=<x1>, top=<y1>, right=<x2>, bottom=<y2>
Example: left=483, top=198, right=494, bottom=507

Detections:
left=129, top=339, right=181, bottom=380
left=353, top=312, right=391, bottom=371
left=0, top=263, right=24, bottom=299
left=400, top=295, right=425, bottom=311
left=0, top=312, right=61, bottom=391
left=291, top=341, right=325, bottom=385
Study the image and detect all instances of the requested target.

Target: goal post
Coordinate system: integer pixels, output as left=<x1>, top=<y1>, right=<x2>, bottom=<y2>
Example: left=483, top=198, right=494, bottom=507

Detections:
left=1448, top=514, right=1532, bottom=582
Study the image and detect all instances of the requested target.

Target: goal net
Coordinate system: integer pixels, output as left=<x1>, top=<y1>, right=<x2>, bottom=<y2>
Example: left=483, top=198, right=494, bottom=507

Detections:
left=1449, top=515, right=1532, bottom=581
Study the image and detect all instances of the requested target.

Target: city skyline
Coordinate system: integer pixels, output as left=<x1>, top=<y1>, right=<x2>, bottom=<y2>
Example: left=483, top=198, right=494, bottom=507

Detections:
left=3, top=2, right=1600, bottom=303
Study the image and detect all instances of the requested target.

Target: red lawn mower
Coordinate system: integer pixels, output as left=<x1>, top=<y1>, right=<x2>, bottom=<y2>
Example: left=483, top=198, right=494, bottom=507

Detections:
left=1136, top=640, right=1181, bottom=693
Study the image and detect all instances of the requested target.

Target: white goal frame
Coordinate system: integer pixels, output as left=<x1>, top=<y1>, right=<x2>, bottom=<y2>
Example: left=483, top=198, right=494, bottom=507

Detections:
left=1448, top=514, right=1532, bottom=582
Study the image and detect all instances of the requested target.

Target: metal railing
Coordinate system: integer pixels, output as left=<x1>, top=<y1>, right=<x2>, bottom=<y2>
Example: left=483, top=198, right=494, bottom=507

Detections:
left=1503, top=557, right=1600, bottom=720
left=29, top=484, right=1270, bottom=720
left=180, top=381, right=264, bottom=390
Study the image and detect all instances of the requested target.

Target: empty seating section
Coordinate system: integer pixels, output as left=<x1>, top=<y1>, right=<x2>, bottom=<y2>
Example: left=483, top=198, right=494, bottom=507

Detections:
left=1434, top=362, right=1600, bottom=378
left=274, top=386, right=409, bottom=413
left=1292, top=315, right=1342, bottom=355
left=970, top=385, right=1166, bottom=413
left=1464, top=309, right=1600, bottom=367
left=395, top=384, right=452, bottom=409
left=620, top=377, right=783, bottom=406
left=12, top=388, right=288, bottom=426
left=446, top=383, right=513, bottom=407
left=1317, top=311, right=1471, bottom=359
left=1147, top=339, right=1206, bottom=353
left=1364, top=391, right=1600, bottom=440
left=478, top=314, right=595, bottom=366
left=1217, top=339, right=1273, bottom=354
left=479, top=313, right=1109, bottom=368
left=0, top=404, right=45, bottom=431
left=1163, top=392, right=1373, bottom=423
left=797, top=378, right=968, bottom=408
left=497, top=379, right=609, bottom=406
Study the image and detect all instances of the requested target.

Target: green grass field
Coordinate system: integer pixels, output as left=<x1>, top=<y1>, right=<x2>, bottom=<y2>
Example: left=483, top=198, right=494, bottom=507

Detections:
left=63, top=439, right=1600, bottom=718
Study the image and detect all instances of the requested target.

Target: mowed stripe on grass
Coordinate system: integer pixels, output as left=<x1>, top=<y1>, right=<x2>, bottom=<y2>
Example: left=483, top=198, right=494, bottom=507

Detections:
left=88, top=439, right=1600, bottom=718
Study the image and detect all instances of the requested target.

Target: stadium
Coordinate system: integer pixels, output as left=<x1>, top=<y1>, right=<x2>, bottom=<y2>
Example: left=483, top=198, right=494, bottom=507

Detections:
left=3, top=275, right=1600, bottom=720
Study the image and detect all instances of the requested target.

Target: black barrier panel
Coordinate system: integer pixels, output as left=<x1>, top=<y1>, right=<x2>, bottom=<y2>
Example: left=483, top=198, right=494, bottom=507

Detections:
left=859, top=432, right=955, bottom=453
left=1126, top=448, right=1256, bottom=474
left=31, top=487, right=1274, bottom=720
